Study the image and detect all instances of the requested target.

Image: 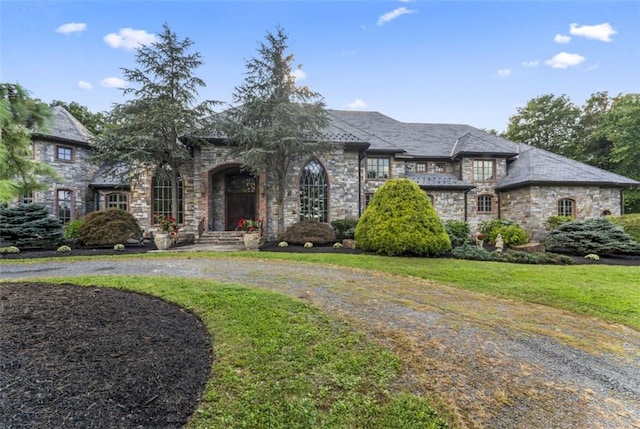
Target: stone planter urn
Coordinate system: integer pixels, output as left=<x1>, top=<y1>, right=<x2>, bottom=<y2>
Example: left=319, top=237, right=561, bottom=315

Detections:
left=243, top=232, right=261, bottom=251
left=154, top=233, right=173, bottom=251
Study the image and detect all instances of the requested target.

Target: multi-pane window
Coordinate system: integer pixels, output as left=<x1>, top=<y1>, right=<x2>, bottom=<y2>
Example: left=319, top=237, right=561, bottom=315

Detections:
left=367, top=157, right=390, bottom=179
left=152, top=167, right=183, bottom=223
left=106, top=193, right=128, bottom=211
left=434, top=162, right=445, bottom=173
left=558, top=198, right=575, bottom=217
left=477, top=195, right=493, bottom=213
left=299, top=159, right=328, bottom=222
left=364, top=193, right=374, bottom=208
left=56, top=145, right=73, bottom=161
left=21, top=192, right=33, bottom=205
left=57, top=189, right=73, bottom=224
left=415, top=162, right=427, bottom=172
left=473, top=160, right=495, bottom=182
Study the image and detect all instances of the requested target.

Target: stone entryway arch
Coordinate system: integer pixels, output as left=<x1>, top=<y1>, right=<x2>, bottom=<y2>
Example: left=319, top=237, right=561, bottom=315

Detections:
left=207, top=164, right=258, bottom=231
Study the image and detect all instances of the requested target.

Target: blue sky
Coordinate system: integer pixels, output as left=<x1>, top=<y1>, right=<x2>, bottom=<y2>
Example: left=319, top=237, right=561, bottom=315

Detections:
left=1, top=1, right=639, bottom=132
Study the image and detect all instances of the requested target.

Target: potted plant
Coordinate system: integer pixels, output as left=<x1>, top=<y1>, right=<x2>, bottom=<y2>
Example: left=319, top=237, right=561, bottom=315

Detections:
left=237, top=218, right=262, bottom=250
left=155, top=215, right=179, bottom=250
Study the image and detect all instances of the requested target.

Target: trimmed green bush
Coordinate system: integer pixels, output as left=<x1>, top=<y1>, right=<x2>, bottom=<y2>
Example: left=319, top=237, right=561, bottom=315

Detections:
left=479, top=219, right=529, bottom=246
left=452, top=244, right=573, bottom=265
left=355, top=179, right=451, bottom=256
left=609, top=214, right=640, bottom=244
left=444, top=220, right=470, bottom=248
left=545, top=215, right=575, bottom=231
left=63, top=219, right=85, bottom=240
left=0, top=204, right=63, bottom=249
left=78, top=208, right=142, bottom=246
left=545, top=217, right=640, bottom=255
left=277, top=220, right=336, bottom=245
left=331, top=219, right=358, bottom=241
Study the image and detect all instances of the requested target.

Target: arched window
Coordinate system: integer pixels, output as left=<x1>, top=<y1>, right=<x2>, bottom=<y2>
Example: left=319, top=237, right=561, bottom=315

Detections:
left=152, top=166, right=183, bottom=223
left=106, top=193, right=128, bottom=211
left=558, top=198, right=576, bottom=217
left=300, top=159, right=328, bottom=222
left=477, top=194, right=493, bottom=213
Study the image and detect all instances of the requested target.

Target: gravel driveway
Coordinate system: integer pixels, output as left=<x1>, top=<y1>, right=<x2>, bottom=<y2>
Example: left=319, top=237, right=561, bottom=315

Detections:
left=2, top=256, right=639, bottom=428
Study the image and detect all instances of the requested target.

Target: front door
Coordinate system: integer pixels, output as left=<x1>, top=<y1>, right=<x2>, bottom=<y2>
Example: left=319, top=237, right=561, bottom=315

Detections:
left=225, top=172, right=257, bottom=230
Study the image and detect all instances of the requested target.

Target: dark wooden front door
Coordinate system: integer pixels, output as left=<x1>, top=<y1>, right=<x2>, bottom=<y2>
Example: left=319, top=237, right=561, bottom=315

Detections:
left=225, top=172, right=257, bottom=230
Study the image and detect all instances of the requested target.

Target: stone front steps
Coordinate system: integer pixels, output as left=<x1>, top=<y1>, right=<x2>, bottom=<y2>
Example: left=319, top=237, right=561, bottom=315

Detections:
left=198, top=231, right=245, bottom=245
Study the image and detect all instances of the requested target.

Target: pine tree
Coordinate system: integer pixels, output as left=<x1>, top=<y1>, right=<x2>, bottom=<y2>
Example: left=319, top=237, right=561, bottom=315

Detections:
left=223, top=26, right=334, bottom=235
left=92, top=24, right=219, bottom=221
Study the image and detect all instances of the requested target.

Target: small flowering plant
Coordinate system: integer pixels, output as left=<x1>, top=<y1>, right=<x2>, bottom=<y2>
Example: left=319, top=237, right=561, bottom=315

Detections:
left=237, top=218, right=262, bottom=233
left=156, top=214, right=179, bottom=237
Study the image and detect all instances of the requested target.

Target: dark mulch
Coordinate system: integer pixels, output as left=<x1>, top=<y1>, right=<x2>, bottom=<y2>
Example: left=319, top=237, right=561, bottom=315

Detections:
left=0, top=282, right=212, bottom=429
left=2, top=241, right=639, bottom=266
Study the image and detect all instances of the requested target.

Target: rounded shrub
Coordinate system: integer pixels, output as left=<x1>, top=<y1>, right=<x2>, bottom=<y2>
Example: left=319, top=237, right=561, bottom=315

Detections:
left=78, top=208, right=142, bottom=246
left=545, top=215, right=574, bottom=231
left=479, top=219, right=528, bottom=246
left=354, top=179, right=451, bottom=256
left=331, top=219, right=358, bottom=241
left=545, top=217, right=640, bottom=255
left=63, top=219, right=85, bottom=240
left=277, top=220, right=336, bottom=245
left=444, top=220, right=470, bottom=248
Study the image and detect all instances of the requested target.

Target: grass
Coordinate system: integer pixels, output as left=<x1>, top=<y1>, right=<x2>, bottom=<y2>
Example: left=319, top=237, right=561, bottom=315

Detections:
left=35, top=275, right=448, bottom=429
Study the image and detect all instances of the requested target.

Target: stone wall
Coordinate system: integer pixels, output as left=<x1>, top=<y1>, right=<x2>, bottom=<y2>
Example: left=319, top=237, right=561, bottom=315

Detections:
left=500, top=185, right=623, bottom=241
left=32, top=139, right=99, bottom=220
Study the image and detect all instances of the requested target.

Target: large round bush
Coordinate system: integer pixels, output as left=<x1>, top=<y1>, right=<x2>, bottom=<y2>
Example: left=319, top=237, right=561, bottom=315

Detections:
left=355, top=179, right=451, bottom=256
left=609, top=214, right=640, bottom=244
left=479, top=219, right=529, bottom=246
left=78, top=209, right=142, bottom=246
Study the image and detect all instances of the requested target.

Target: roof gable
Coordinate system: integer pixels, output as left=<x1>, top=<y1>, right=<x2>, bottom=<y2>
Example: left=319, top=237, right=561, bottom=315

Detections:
left=34, top=106, right=93, bottom=145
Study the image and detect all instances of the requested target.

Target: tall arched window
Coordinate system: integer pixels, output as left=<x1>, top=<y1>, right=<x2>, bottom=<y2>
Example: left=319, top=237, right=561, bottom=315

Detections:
left=152, top=166, right=183, bottom=223
left=300, top=159, right=328, bottom=222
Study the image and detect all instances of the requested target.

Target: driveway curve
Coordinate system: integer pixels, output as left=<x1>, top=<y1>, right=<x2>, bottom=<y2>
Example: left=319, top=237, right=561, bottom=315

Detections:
left=2, top=257, right=639, bottom=428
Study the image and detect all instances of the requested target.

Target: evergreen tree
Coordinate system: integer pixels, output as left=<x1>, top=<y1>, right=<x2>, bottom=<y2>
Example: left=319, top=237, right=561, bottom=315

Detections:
left=223, top=26, right=334, bottom=235
left=0, top=83, right=57, bottom=203
left=92, top=24, right=219, bottom=221
left=0, top=204, right=63, bottom=249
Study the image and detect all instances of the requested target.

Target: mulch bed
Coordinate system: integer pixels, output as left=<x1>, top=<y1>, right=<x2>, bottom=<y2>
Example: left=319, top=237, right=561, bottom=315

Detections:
left=0, top=282, right=212, bottom=429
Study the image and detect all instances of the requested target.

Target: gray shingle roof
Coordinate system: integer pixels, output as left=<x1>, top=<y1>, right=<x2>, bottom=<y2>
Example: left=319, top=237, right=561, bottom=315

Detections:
left=35, top=106, right=93, bottom=145
left=496, top=145, right=640, bottom=190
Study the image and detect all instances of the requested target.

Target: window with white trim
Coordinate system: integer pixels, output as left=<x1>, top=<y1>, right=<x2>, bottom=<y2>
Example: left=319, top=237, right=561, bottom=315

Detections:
left=57, top=189, right=73, bottom=223
left=299, top=159, right=328, bottom=222
left=56, top=145, right=73, bottom=162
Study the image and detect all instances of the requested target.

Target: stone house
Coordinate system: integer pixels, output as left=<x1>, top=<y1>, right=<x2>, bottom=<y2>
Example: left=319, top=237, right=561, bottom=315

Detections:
left=30, top=107, right=639, bottom=241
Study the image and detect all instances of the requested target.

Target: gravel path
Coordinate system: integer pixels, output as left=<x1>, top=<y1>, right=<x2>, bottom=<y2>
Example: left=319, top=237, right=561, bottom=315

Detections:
left=2, top=257, right=639, bottom=428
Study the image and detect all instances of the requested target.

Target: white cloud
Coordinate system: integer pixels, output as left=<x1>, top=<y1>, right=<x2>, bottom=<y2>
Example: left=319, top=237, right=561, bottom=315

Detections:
left=103, top=28, right=156, bottom=50
left=346, top=99, right=368, bottom=110
left=100, top=77, right=127, bottom=88
left=377, top=7, right=415, bottom=26
left=522, top=60, right=540, bottom=67
left=55, top=22, right=87, bottom=34
left=77, top=81, right=93, bottom=90
left=569, top=23, right=616, bottom=42
left=554, top=34, right=571, bottom=44
left=292, top=68, right=307, bottom=82
left=545, top=52, right=586, bottom=69
left=497, top=69, right=511, bottom=77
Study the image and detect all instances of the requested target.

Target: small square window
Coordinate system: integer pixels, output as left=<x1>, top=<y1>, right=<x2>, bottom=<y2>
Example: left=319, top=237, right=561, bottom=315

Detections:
left=434, top=162, right=445, bottom=173
left=415, top=162, right=427, bottom=172
left=56, top=146, right=73, bottom=161
left=473, top=160, right=495, bottom=182
left=477, top=195, right=493, bottom=213
left=366, top=158, right=390, bottom=179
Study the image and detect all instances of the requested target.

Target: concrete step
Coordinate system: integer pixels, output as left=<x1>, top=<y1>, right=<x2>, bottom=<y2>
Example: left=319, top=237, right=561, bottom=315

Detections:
left=198, top=231, right=245, bottom=245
